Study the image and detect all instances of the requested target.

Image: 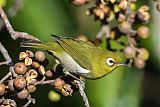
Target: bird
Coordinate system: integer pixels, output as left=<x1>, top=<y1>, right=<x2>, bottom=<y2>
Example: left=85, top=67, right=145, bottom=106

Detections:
left=21, top=35, right=127, bottom=80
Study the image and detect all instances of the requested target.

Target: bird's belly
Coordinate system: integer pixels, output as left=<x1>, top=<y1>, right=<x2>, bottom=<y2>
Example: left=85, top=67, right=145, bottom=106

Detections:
left=59, top=52, right=90, bottom=74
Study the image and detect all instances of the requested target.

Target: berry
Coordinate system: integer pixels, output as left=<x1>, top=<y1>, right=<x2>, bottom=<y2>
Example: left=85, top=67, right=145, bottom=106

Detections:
left=52, top=78, right=65, bottom=90
left=14, top=62, right=27, bottom=75
left=17, top=89, right=29, bottom=99
left=137, top=26, right=149, bottom=39
left=137, top=48, right=149, bottom=60
left=27, top=85, right=36, bottom=93
left=61, top=84, right=73, bottom=96
left=72, top=0, right=88, bottom=6
left=134, top=58, right=145, bottom=69
left=19, top=52, right=27, bottom=60
left=35, top=51, right=45, bottom=62
left=28, top=69, right=38, bottom=79
left=32, top=61, right=40, bottom=68
left=124, top=46, right=136, bottom=58
left=24, top=57, right=32, bottom=66
left=0, top=83, right=5, bottom=95
left=14, top=77, right=26, bottom=90
left=45, top=70, right=53, bottom=77
left=119, top=21, right=131, bottom=33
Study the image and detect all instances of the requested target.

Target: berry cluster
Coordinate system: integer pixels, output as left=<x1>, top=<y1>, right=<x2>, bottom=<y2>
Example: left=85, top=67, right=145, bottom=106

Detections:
left=72, top=0, right=150, bottom=69
left=0, top=50, right=78, bottom=106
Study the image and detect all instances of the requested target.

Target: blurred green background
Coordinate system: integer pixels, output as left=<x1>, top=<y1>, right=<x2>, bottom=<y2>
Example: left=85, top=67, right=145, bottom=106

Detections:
left=0, top=0, right=160, bottom=107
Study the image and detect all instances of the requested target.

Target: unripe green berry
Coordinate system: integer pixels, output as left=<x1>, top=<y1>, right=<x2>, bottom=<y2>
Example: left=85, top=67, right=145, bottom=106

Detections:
left=32, top=61, right=40, bottom=68
left=48, top=90, right=61, bottom=102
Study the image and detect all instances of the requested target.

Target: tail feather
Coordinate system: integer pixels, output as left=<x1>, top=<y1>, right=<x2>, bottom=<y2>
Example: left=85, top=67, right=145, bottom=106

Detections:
left=20, top=40, right=59, bottom=53
left=20, top=40, right=53, bottom=51
left=20, top=40, right=43, bottom=48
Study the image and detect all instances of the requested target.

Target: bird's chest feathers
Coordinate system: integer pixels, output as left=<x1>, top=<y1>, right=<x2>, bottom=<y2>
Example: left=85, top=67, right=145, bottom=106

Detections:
left=59, top=52, right=90, bottom=74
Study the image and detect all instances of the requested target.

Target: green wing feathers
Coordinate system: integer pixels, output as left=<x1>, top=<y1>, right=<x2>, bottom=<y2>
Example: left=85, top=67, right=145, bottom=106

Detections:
left=52, top=35, right=93, bottom=69
left=21, top=35, right=97, bottom=70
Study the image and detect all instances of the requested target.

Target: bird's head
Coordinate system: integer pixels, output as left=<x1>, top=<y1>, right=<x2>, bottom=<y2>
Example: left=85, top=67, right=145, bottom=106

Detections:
left=88, top=51, right=128, bottom=79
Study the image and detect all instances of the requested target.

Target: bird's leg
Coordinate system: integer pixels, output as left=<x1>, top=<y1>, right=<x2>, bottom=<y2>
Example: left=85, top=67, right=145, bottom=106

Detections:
left=63, top=69, right=85, bottom=89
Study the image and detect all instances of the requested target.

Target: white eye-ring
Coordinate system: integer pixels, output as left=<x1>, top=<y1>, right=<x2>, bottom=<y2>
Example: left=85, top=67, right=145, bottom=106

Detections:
left=106, top=58, right=115, bottom=66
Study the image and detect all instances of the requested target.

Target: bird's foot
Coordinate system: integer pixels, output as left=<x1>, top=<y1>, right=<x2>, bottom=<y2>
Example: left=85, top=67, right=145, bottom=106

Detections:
left=74, top=80, right=85, bottom=89
left=63, top=69, right=85, bottom=89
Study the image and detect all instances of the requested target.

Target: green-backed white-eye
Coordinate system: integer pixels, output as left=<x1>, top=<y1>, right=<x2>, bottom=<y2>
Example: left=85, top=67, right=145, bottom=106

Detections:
left=21, top=35, right=127, bottom=80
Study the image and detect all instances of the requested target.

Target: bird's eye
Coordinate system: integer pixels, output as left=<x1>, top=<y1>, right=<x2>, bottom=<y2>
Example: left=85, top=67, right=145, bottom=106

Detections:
left=106, top=58, right=115, bottom=66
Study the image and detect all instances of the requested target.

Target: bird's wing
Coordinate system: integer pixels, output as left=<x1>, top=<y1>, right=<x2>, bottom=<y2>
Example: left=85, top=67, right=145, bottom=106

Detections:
left=52, top=35, right=96, bottom=70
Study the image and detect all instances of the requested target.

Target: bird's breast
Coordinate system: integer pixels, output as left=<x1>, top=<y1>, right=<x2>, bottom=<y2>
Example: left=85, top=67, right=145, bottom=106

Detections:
left=59, top=52, right=90, bottom=75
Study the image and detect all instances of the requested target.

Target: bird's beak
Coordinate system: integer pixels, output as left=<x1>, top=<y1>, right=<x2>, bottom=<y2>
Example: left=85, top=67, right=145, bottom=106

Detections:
left=116, top=62, right=129, bottom=67
left=116, top=59, right=133, bottom=67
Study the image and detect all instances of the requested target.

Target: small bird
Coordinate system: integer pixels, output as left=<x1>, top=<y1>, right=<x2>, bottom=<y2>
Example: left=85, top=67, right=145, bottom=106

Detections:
left=21, top=35, right=127, bottom=80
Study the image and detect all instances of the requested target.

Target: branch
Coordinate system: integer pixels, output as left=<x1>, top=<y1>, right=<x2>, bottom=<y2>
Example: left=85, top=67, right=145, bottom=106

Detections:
left=0, top=0, right=24, bottom=31
left=96, top=25, right=110, bottom=39
left=0, top=6, right=39, bottom=41
left=22, top=95, right=35, bottom=107
left=0, top=61, right=8, bottom=66
left=7, top=0, right=24, bottom=17
left=0, top=72, right=12, bottom=83
left=0, top=42, right=12, bottom=64
left=0, top=42, right=18, bottom=82
left=74, top=80, right=90, bottom=107
left=35, top=80, right=55, bottom=85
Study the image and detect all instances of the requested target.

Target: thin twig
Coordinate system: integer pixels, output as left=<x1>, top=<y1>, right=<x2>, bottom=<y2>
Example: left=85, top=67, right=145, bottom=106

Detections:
left=39, top=76, right=46, bottom=82
left=0, top=42, right=18, bottom=78
left=126, top=0, right=135, bottom=48
left=0, top=42, right=12, bottom=64
left=74, top=80, right=90, bottom=107
left=22, top=100, right=32, bottom=107
left=9, top=67, right=18, bottom=78
left=0, top=6, right=39, bottom=41
left=0, top=0, right=24, bottom=31
left=7, top=0, right=24, bottom=17
left=0, top=61, right=8, bottom=66
left=96, top=25, right=110, bottom=39
left=0, top=72, right=12, bottom=83
left=126, top=0, right=131, bottom=14
left=22, top=95, right=35, bottom=107
left=35, top=80, right=55, bottom=85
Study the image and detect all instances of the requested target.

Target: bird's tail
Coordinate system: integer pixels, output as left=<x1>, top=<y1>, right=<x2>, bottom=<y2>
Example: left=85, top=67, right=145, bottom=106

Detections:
left=20, top=40, right=53, bottom=51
